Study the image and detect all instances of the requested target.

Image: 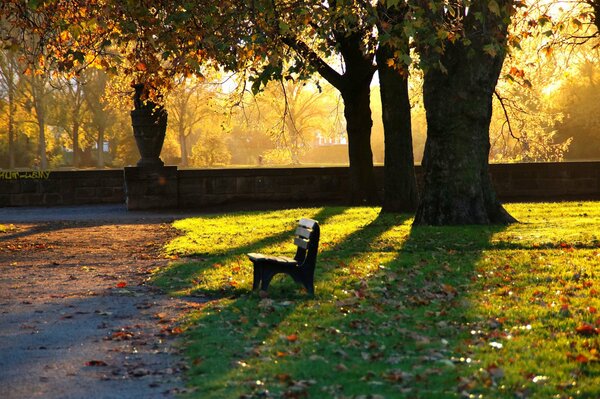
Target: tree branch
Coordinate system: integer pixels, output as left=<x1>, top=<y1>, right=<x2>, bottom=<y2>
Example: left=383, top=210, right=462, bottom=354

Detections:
left=494, top=89, right=520, bottom=142
left=281, top=36, right=345, bottom=90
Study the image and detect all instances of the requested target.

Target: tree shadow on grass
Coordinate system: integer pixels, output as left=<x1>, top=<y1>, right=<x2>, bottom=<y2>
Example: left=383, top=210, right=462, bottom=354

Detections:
left=244, top=221, right=511, bottom=399
left=384, top=223, right=509, bottom=397
left=158, top=206, right=535, bottom=398
left=164, top=209, right=414, bottom=398
left=151, top=207, right=350, bottom=298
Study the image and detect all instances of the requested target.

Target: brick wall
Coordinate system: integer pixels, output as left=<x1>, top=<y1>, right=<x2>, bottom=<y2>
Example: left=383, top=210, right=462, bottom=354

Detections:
left=1, top=162, right=599, bottom=208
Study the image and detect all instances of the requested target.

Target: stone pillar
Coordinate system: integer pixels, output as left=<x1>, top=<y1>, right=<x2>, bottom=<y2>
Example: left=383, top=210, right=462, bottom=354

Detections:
left=123, top=166, right=178, bottom=210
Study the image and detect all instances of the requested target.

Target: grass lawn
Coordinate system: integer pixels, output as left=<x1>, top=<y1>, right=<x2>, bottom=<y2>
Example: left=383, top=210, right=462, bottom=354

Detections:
left=153, top=202, right=600, bottom=398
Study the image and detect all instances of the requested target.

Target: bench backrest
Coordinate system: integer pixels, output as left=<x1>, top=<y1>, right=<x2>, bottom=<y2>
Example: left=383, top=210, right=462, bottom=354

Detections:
left=293, top=218, right=320, bottom=268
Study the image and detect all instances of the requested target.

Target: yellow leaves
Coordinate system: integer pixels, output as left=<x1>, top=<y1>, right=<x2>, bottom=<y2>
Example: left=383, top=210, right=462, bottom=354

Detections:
left=509, top=66, right=525, bottom=79
left=447, top=32, right=459, bottom=44
left=37, top=54, right=45, bottom=69
left=59, top=30, right=71, bottom=43
left=386, top=58, right=395, bottom=68
left=436, top=28, right=448, bottom=40
left=135, top=61, right=147, bottom=71
left=571, top=18, right=583, bottom=30
left=542, top=46, right=554, bottom=58
left=278, top=21, right=290, bottom=35
left=488, top=0, right=501, bottom=16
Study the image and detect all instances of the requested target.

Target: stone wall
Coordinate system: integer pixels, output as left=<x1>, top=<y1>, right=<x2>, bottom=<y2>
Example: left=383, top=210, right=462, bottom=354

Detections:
left=0, top=170, right=123, bottom=207
left=177, top=167, right=369, bottom=208
left=1, top=162, right=599, bottom=208
left=489, top=162, right=600, bottom=202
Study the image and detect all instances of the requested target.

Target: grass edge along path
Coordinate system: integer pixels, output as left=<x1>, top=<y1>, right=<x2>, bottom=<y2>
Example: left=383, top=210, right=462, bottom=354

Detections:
left=152, top=202, right=600, bottom=399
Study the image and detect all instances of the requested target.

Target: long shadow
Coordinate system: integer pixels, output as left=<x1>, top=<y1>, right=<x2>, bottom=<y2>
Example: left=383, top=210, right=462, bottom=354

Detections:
left=168, top=209, right=412, bottom=398
left=0, top=218, right=178, bottom=243
left=393, top=223, right=508, bottom=392
left=181, top=213, right=516, bottom=398
left=267, top=221, right=509, bottom=398
left=151, top=207, right=350, bottom=298
left=264, top=220, right=509, bottom=398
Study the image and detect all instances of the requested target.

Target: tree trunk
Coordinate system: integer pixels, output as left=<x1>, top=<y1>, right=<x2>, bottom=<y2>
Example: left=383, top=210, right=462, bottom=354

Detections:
left=341, top=83, right=379, bottom=205
left=97, top=125, right=105, bottom=168
left=8, top=82, right=15, bottom=169
left=72, top=116, right=80, bottom=167
left=282, top=32, right=378, bottom=203
left=376, top=41, right=418, bottom=213
left=414, top=29, right=516, bottom=225
left=35, top=103, right=48, bottom=169
left=179, top=129, right=188, bottom=167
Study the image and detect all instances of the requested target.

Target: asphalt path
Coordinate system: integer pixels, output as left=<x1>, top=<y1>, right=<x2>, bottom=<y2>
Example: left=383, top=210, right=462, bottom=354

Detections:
left=0, top=204, right=205, bottom=223
left=0, top=205, right=206, bottom=399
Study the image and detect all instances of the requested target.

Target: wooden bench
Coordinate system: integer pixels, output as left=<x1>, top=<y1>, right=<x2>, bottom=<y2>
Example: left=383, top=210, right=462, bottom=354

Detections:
left=247, top=218, right=320, bottom=296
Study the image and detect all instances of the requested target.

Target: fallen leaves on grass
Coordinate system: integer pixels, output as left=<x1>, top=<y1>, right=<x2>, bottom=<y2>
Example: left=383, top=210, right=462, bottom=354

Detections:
left=286, top=334, right=298, bottom=342
left=575, top=323, right=598, bottom=336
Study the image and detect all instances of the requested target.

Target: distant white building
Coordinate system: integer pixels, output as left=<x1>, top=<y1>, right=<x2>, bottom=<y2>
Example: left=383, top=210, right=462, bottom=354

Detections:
left=315, top=131, right=347, bottom=146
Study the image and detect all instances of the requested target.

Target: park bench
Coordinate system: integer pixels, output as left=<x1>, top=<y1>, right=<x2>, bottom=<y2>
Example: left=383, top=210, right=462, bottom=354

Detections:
left=247, top=218, right=320, bottom=296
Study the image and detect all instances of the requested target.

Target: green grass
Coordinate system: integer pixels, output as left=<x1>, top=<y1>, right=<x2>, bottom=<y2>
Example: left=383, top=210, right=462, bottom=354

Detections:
left=153, top=202, right=600, bottom=398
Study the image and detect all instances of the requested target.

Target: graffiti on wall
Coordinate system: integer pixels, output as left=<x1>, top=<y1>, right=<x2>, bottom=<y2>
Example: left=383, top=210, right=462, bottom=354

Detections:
left=0, top=171, right=51, bottom=180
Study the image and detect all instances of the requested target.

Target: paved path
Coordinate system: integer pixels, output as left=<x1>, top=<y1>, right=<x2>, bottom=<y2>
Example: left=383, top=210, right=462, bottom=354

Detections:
left=0, top=204, right=204, bottom=223
left=0, top=205, right=204, bottom=399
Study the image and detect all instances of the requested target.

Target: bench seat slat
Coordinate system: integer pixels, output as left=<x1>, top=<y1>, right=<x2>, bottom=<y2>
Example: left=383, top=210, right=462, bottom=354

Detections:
left=295, top=226, right=311, bottom=239
left=247, top=253, right=297, bottom=265
left=299, top=218, right=317, bottom=229
left=294, top=237, right=309, bottom=249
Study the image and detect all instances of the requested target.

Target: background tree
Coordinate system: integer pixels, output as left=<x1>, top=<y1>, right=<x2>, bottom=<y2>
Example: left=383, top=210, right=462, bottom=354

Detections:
left=166, top=75, right=223, bottom=167
left=256, top=78, right=338, bottom=164
left=0, top=50, right=20, bottom=169
left=553, top=53, right=600, bottom=159
left=21, top=69, right=53, bottom=169
left=57, top=75, right=86, bottom=166
left=81, top=70, right=113, bottom=168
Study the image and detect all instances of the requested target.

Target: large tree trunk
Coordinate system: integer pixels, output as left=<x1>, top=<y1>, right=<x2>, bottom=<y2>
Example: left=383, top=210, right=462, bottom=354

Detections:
left=414, top=5, right=516, bottom=225
left=376, top=37, right=418, bottom=213
left=341, top=83, right=379, bottom=205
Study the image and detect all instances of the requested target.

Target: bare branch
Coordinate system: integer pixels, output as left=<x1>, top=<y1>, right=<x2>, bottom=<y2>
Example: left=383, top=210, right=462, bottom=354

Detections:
left=494, top=89, right=521, bottom=142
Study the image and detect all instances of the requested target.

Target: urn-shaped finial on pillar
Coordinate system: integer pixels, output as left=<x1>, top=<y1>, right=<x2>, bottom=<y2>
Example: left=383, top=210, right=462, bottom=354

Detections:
left=130, top=83, right=167, bottom=168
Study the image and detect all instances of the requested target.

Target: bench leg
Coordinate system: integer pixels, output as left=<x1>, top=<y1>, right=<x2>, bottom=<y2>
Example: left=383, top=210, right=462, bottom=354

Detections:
left=302, top=275, right=314, bottom=295
left=260, top=270, right=276, bottom=292
left=252, top=264, right=261, bottom=291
